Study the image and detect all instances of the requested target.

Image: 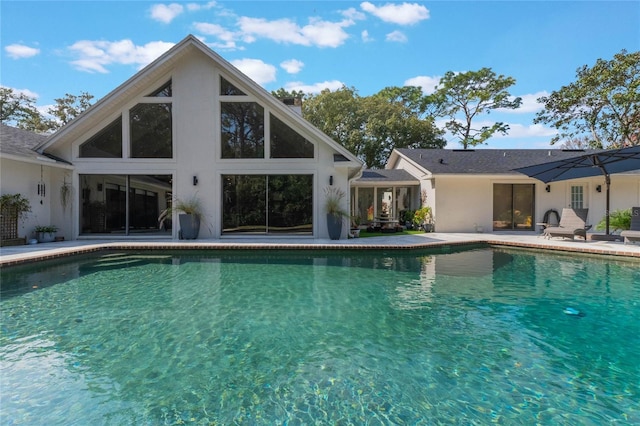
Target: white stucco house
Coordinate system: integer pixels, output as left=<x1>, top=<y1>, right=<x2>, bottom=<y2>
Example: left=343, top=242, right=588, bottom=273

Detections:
left=1, top=35, right=362, bottom=243
left=351, top=148, right=640, bottom=233
left=3, top=35, right=639, bottom=244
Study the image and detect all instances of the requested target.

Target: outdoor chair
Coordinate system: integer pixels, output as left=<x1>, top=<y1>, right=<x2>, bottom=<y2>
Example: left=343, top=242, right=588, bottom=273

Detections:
left=620, top=207, right=640, bottom=245
left=543, top=208, right=590, bottom=241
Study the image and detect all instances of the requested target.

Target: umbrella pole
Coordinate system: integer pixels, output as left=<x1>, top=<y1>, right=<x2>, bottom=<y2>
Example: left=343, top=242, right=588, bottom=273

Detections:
left=605, top=173, right=611, bottom=235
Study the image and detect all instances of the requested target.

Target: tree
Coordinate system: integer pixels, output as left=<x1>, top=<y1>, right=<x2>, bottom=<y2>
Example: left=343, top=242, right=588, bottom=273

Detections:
left=46, top=92, right=94, bottom=131
left=0, top=87, right=42, bottom=129
left=535, top=50, right=640, bottom=148
left=1, top=88, right=94, bottom=133
left=300, top=85, right=445, bottom=168
left=430, top=68, right=522, bottom=149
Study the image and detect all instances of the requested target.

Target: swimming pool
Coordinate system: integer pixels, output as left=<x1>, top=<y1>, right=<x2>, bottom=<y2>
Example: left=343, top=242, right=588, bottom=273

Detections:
left=1, top=247, right=639, bottom=424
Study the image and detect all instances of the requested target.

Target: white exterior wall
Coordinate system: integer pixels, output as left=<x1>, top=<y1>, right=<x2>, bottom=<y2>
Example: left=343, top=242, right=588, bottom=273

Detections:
left=432, top=174, right=640, bottom=233
left=45, top=47, right=354, bottom=240
left=1, top=158, right=73, bottom=241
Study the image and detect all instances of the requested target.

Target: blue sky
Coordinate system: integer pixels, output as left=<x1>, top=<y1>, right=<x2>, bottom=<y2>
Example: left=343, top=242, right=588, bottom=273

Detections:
left=2, top=1, right=638, bottom=149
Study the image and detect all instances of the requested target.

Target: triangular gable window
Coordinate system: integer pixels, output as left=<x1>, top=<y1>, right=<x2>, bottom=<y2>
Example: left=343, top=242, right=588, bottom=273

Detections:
left=147, top=80, right=172, bottom=97
left=79, top=117, right=123, bottom=158
left=220, top=76, right=246, bottom=96
left=270, top=114, right=314, bottom=158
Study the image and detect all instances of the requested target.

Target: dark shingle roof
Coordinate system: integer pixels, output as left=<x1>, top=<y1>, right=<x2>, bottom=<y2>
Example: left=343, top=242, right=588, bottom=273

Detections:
left=395, top=148, right=609, bottom=174
left=0, top=124, right=48, bottom=159
left=358, top=169, right=418, bottom=183
left=0, top=125, right=70, bottom=165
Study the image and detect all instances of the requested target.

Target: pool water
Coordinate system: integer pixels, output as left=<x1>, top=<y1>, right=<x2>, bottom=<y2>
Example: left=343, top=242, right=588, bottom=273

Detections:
left=1, top=247, right=639, bottom=424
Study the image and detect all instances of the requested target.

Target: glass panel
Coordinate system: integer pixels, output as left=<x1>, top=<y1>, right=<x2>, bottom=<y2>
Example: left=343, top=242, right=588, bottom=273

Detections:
left=358, top=188, right=375, bottom=225
left=147, top=80, right=172, bottom=97
left=220, top=76, right=246, bottom=96
left=80, top=174, right=172, bottom=235
left=79, top=117, right=122, bottom=158
left=493, top=184, right=535, bottom=230
left=130, top=103, right=173, bottom=158
left=395, top=187, right=412, bottom=224
left=513, top=184, right=534, bottom=230
left=493, top=184, right=513, bottom=230
left=571, top=186, right=584, bottom=209
left=376, top=187, right=394, bottom=219
left=270, top=114, right=314, bottom=158
left=267, top=175, right=313, bottom=234
left=222, top=175, right=267, bottom=233
left=221, top=102, right=264, bottom=158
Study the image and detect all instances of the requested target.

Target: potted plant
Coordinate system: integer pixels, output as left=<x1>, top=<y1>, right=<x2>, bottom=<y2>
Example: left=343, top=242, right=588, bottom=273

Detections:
left=35, top=225, right=58, bottom=243
left=413, top=207, right=433, bottom=232
left=169, top=195, right=204, bottom=240
left=324, top=187, right=348, bottom=240
left=0, top=193, right=32, bottom=246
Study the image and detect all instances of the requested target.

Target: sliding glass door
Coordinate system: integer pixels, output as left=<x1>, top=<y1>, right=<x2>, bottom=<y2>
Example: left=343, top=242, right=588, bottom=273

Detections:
left=222, top=174, right=313, bottom=235
left=493, top=184, right=535, bottom=231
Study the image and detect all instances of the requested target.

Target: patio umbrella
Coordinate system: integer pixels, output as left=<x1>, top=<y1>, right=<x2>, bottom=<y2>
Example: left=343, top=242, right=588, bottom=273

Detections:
left=514, top=145, right=640, bottom=235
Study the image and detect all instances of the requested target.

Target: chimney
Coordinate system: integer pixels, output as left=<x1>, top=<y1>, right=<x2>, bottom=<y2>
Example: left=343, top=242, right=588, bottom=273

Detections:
left=282, top=97, right=302, bottom=115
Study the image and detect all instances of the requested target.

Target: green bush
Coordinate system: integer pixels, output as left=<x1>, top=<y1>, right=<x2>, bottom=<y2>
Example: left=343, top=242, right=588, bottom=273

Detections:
left=596, top=208, right=631, bottom=232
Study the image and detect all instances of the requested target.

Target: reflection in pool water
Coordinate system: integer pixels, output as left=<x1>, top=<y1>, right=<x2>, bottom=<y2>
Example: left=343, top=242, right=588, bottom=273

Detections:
left=1, top=248, right=639, bottom=424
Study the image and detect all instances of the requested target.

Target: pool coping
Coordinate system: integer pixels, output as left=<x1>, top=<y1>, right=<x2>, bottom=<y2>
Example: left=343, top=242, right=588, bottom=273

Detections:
left=1, top=233, right=639, bottom=267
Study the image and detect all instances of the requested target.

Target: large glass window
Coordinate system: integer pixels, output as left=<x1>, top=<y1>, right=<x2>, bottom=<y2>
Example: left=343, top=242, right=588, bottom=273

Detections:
left=493, top=184, right=535, bottom=230
left=147, top=80, right=172, bottom=97
left=220, top=76, right=246, bottom=96
left=221, top=102, right=264, bottom=158
left=270, top=113, right=314, bottom=158
left=79, top=117, right=123, bottom=158
left=376, top=187, right=394, bottom=219
left=130, top=103, right=173, bottom=158
left=222, top=175, right=313, bottom=234
left=80, top=174, right=172, bottom=235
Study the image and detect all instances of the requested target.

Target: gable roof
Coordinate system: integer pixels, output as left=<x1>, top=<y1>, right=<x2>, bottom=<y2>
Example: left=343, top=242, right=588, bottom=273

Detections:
left=391, top=148, right=612, bottom=175
left=36, top=35, right=362, bottom=173
left=355, top=169, right=418, bottom=184
left=0, top=124, right=71, bottom=167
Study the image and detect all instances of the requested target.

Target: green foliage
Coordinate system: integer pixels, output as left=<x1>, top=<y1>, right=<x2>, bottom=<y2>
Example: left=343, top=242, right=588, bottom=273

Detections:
left=535, top=50, right=640, bottom=148
left=170, top=195, right=204, bottom=219
left=0, top=87, right=94, bottom=133
left=0, top=193, right=32, bottom=221
left=429, top=68, right=522, bottom=149
left=324, top=186, right=349, bottom=219
left=34, top=225, right=58, bottom=233
left=413, top=207, right=432, bottom=226
left=295, top=85, right=445, bottom=168
left=596, top=208, right=632, bottom=231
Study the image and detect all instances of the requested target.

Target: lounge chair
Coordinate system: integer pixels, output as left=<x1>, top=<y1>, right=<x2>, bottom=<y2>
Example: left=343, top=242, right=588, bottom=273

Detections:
left=620, top=207, right=640, bottom=245
left=543, top=208, right=590, bottom=241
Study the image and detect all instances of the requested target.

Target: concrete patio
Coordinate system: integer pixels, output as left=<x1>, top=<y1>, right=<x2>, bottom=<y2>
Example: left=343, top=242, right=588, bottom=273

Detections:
left=1, top=231, right=639, bottom=267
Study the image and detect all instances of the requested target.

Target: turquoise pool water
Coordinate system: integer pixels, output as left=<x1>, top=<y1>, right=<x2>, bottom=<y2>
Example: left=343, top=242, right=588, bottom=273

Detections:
left=1, top=247, right=639, bottom=425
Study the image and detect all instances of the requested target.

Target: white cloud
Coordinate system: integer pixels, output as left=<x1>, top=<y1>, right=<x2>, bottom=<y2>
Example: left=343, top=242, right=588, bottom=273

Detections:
left=237, top=16, right=353, bottom=48
left=498, top=91, right=550, bottom=114
left=5, top=44, right=40, bottom=59
left=342, top=7, right=366, bottom=21
left=361, top=2, right=430, bottom=25
left=404, top=75, right=441, bottom=94
left=150, top=3, right=184, bottom=23
left=68, top=39, right=175, bottom=73
left=231, top=58, right=276, bottom=85
left=193, top=22, right=239, bottom=49
left=361, top=30, right=373, bottom=42
left=386, top=30, right=408, bottom=43
left=497, top=122, right=557, bottom=138
left=280, top=59, right=304, bottom=74
left=285, top=80, right=345, bottom=94
left=2, top=85, right=40, bottom=99
left=186, top=1, right=217, bottom=12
